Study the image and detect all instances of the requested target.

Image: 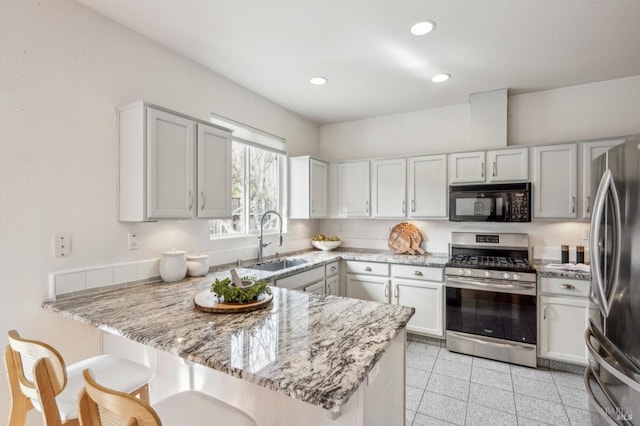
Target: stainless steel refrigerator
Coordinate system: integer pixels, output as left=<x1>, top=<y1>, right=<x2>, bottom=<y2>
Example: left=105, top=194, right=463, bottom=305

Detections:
left=585, top=136, right=640, bottom=425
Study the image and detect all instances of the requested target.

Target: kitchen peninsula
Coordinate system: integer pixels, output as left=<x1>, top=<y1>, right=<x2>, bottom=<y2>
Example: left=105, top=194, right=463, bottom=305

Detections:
left=43, top=269, right=414, bottom=425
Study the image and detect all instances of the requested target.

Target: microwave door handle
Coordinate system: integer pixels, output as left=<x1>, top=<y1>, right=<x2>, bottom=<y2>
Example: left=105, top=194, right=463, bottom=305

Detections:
left=590, top=169, right=612, bottom=318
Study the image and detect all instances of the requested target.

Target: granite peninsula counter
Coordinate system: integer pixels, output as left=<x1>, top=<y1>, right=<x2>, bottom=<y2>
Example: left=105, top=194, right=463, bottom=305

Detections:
left=43, top=270, right=414, bottom=425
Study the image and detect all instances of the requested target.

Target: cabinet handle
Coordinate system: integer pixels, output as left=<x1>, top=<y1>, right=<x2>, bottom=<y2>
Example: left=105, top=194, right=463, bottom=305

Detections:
left=188, top=191, right=193, bottom=210
left=393, top=285, right=399, bottom=299
left=492, top=162, right=497, bottom=177
left=586, top=196, right=591, bottom=213
left=571, top=196, right=576, bottom=213
left=366, top=200, right=369, bottom=214
left=384, top=283, right=389, bottom=298
left=330, top=266, right=337, bottom=272
left=200, top=192, right=205, bottom=209
left=414, top=270, right=423, bottom=276
left=327, top=284, right=332, bottom=295
left=543, top=303, right=547, bottom=320
left=402, top=200, right=405, bottom=215
left=560, top=284, right=575, bottom=290
left=411, top=199, right=415, bottom=213
left=481, top=162, right=484, bottom=178
left=364, top=266, right=372, bottom=272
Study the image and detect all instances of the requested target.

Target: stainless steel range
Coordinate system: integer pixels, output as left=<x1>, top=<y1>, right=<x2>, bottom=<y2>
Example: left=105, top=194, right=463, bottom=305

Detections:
left=445, top=232, right=538, bottom=368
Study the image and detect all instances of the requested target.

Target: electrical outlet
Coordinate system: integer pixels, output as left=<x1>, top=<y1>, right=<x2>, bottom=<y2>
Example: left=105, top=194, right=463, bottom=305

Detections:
left=583, top=228, right=590, bottom=240
left=55, top=233, right=71, bottom=257
left=128, top=233, right=139, bottom=250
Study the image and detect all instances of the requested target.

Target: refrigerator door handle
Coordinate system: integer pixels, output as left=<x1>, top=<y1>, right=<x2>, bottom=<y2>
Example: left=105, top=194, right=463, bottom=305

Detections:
left=584, top=367, right=628, bottom=426
left=585, top=319, right=640, bottom=391
left=590, top=169, right=622, bottom=318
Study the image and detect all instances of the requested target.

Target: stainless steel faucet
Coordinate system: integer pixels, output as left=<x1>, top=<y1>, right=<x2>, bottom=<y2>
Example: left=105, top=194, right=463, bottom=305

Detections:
left=258, top=210, right=283, bottom=262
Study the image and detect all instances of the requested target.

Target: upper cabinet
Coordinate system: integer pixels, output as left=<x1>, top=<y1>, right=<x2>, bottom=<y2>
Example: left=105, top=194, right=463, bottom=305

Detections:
left=337, top=161, right=370, bottom=217
left=533, top=143, right=578, bottom=219
left=580, top=138, right=625, bottom=219
left=449, top=148, right=528, bottom=185
left=371, top=158, right=406, bottom=218
left=407, top=155, right=447, bottom=218
left=118, top=102, right=232, bottom=221
left=289, top=156, right=328, bottom=219
left=486, top=148, right=528, bottom=182
left=197, top=124, right=233, bottom=218
left=448, top=151, right=485, bottom=184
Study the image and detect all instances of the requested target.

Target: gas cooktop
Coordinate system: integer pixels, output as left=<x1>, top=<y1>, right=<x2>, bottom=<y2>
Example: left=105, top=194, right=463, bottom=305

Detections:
left=446, top=254, right=535, bottom=272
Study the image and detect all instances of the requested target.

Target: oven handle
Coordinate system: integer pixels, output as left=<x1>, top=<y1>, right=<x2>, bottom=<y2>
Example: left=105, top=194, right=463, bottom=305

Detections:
left=445, top=276, right=535, bottom=293
left=447, top=331, right=535, bottom=351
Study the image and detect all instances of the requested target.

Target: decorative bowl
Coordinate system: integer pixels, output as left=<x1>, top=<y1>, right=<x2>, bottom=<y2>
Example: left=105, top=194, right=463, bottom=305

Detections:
left=312, top=240, right=342, bottom=251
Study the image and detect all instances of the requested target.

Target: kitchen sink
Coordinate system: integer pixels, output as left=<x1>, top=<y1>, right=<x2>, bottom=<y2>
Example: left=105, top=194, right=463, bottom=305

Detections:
left=245, top=258, right=309, bottom=272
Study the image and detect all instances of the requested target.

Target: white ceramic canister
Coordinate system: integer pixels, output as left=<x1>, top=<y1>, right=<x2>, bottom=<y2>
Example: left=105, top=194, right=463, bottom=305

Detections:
left=186, top=254, right=209, bottom=277
left=159, top=249, right=187, bottom=282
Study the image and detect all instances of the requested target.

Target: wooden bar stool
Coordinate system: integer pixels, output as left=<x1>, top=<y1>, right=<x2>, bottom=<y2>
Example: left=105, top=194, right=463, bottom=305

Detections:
left=4, top=329, right=154, bottom=426
left=79, top=368, right=257, bottom=426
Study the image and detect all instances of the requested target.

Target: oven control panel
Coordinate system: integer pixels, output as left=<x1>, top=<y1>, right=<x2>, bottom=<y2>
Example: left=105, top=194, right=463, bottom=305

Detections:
left=475, top=234, right=499, bottom=244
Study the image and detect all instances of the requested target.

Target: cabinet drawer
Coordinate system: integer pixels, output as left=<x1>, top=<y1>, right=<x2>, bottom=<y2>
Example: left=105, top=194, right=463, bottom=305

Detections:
left=345, top=261, right=389, bottom=276
left=325, top=261, right=339, bottom=277
left=391, top=264, right=443, bottom=282
left=539, top=276, right=590, bottom=298
left=276, top=266, right=325, bottom=290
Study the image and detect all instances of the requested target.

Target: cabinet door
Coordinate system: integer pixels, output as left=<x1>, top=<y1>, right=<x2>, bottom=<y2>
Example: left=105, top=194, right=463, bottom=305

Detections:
left=533, top=144, right=577, bottom=218
left=304, top=280, right=325, bottom=294
left=147, top=108, right=195, bottom=218
left=581, top=139, right=625, bottom=218
left=408, top=155, right=447, bottom=218
left=338, top=161, right=370, bottom=217
left=371, top=158, right=406, bottom=218
left=539, top=296, right=589, bottom=365
left=448, top=151, right=486, bottom=184
left=325, top=275, right=339, bottom=296
left=486, top=148, right=528, bottom=182
left=394, top=279, right=444, bottom=337
left=310, top=159, right=328, bottom=218
left=197, top=124, right=232, bottom=218
left=346, top=274, right=389, bottom=303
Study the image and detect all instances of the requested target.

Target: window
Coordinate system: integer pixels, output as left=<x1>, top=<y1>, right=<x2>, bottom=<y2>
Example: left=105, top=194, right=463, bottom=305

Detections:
left=209, top=115, right=285, bottom=239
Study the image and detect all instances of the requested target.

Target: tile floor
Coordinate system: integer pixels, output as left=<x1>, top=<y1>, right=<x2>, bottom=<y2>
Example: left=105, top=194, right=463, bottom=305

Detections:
left=405, top=338, right=603, bottom=425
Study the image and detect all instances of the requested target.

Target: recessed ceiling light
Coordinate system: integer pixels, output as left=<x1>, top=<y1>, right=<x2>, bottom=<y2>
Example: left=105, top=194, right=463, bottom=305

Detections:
left=431, top=73, right=451, bottom=83
left=410, top=21, right=435, bottom=36
left=310, top=76, right=328, bottom=85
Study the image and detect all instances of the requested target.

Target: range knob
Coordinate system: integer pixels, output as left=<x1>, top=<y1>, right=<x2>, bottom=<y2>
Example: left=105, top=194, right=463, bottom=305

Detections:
left=465, top=269, right=473, bottom=276
left=457, top=268, right=464, bottom=275
left=484, top=271, right=492, bottom=278
left=502, top=272, right=511, bottom=280
left=513, top=274, right=520, bottom=281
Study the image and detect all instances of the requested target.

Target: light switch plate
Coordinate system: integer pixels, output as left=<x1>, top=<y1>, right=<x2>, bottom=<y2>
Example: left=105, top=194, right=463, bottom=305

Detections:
left=55, top=233, right=71, bottom=257
left=128, top=233, right=139, bottom=250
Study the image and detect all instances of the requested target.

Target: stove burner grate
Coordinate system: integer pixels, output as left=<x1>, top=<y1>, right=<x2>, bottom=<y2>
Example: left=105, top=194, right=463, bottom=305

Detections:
left=448, top=254, right=533, bottom=270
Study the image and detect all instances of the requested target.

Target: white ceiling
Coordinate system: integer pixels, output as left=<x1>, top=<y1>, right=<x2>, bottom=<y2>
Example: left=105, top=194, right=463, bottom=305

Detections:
left=78, top=0, right=640, bottom=125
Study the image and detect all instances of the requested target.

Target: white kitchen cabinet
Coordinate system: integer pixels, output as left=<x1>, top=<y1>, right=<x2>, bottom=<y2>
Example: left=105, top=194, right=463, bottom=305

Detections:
left=538, top=276, right=594, bottom=365
left=371, top=158, right=406, bottom=218
left=532, top=143, right=578, bottom=218
left=407, top=155, right=447, bottom=218
left=304, top=280, right=325, bottom=294
left=118, top=102, right=232, bottom=221
left=346, top=274, right=390, bottom=304
left=448, top=151, right=486, bottom=184
left=337, top=161, right=370, bottom=217
left=580, top=138, right=625, bottom=218
left=486, top=147, right=528, bottom=182
left=391, top=265, right=444, bottom=337
left=288, top=156, right=328, bottom=219
left=325, top=261, right=340, bottom=296
left=197, top=123, right=233, bottom=218
left=275, top=265, right=325, bottom=290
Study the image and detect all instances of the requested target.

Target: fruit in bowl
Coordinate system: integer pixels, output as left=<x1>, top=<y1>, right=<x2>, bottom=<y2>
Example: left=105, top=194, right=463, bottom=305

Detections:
left=312, top=234, right=341, bottom=251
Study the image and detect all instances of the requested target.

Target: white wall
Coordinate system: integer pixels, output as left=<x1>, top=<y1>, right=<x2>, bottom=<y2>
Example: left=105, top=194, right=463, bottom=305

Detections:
left=0, top=1, right=320, bottom=422
left=318, top=76, right=640, bottom=257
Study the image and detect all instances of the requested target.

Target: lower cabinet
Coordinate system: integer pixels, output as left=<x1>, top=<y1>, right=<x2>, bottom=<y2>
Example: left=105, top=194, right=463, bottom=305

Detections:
left=345, top=260, right=445, bottom=338
left=538, top=277, right=594, bottom=365
left=304, top=280, right=325, bottom=294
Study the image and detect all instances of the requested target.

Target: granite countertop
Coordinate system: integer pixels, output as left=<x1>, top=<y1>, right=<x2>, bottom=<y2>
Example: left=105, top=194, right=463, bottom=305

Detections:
left=42, top=271, right=414, bottom=412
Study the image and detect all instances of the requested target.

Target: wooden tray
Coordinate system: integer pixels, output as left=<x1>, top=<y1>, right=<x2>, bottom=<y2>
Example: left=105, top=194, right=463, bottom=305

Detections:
left=194, top=290, right=273, bottom=313
left=388, top=223, right=414, bottom=254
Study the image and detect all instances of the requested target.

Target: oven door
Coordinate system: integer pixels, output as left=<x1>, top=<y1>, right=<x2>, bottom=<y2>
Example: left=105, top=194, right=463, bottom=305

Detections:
left=445, top=277, right=537, bottom=345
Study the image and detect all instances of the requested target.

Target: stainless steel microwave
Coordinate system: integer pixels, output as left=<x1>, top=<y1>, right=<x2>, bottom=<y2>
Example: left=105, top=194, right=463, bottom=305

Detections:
left=449, top=182, right=531, bottom=222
